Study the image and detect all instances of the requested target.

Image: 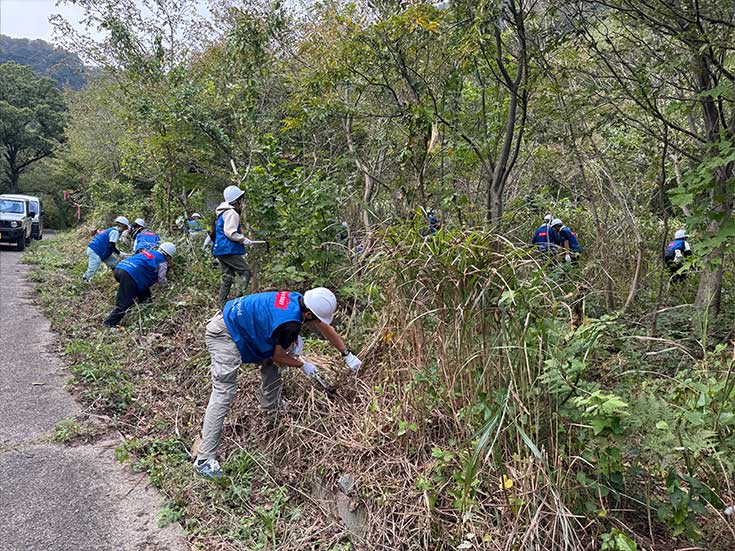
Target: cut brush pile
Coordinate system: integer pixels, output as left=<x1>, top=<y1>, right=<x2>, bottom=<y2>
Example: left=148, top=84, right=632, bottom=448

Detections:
left=24, top=227, right=734, bottom=550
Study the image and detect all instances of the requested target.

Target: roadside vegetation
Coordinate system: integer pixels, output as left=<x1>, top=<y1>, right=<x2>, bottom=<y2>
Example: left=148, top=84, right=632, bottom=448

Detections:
left=12, top=0, right=735, bottom=549
left=26, top=220, right=735, bottom=549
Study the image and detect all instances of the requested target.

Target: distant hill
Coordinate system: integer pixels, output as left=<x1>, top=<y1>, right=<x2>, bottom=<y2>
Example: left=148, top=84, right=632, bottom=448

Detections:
left=0, top=35, right=87, bottom=90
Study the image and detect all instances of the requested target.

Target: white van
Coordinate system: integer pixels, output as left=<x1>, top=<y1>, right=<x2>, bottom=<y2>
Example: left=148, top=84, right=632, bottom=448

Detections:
left=0, top=195, right=34, bottom=251
left=2, top=194, right=43, bottom=239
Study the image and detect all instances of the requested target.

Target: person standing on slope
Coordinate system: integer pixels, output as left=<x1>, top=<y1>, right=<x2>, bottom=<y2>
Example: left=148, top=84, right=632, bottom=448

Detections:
left=103, top=242, right=176, bottom=326
left=212, top=186, right=260, bottom=307
left=82, top=216, right=130, bottom=281
left=193, top=287, right=363, bottom=478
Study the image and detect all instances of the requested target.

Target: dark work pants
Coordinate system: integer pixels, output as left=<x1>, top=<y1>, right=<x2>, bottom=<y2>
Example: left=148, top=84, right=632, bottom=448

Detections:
left=104, top=269, right=151, bottom=326
left=217, top=254, right=252, bottom=308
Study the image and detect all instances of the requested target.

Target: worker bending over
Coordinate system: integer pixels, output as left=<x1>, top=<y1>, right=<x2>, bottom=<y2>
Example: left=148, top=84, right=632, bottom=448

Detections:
left=531, top=214, right=554, bottom=253
left=664, top=229, right=692, bottom=281
left=550, top=218, right=581, bottom=262
left=123, top=218, right=145, bottom=245
left=132, top=220, right=161, bottom=253
left=187, top=213, right=205, bottom=235
left=193, top=287, right=362, bottom=478
left=103, top=242, right=176, bottom=326
left=82, top=216, right=129, bottom=281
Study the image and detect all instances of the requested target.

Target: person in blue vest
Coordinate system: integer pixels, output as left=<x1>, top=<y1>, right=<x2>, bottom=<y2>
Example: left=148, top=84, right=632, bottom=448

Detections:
left=213, top=186, right=262, bottom=307
left=103, top=242, right=176, bottom=326
left=531, top=214, right=554, bottom=253
left=132, top=221, right=161, bottom=253
left=427, top=210, right=441, bottom=234
left=550, top=218, right=582, bottom=262
left=124, top=217, right=145, bottom=245
left=664, top=229, right=692, bottom=281
left=193, top=287, right=363, bottom=478
left=187, top=213, right=205, bottom=234
left=82, top=216, right=130, bottom=281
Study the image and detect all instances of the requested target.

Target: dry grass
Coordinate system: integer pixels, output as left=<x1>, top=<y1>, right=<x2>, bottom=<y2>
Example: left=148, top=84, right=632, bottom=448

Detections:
left=25, top=227, right=726, bottom=551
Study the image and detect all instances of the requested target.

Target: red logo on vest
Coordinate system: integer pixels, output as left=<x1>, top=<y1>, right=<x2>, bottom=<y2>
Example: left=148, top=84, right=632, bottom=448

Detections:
left=274, top=291, right=290, bottom=310
left=141, top=250, right=154, bottom=259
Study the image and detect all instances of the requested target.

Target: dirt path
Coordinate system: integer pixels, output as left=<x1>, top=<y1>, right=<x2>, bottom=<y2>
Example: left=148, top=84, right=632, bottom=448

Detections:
left=0, top=244, right=187, bottom=551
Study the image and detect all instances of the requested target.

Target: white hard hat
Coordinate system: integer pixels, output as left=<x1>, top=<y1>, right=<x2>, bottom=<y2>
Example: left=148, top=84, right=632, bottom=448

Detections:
left=674, top=229, right=688, bottom=239
left=114, top=216, right=130, bottom=227
left=223, top=185, right=245, bottom=203
left=303, top=287, right=337, bottom=325
left=159, top=242, right=176, bottom=258
left=550, top=218, right=563, bottom=227
left=543, top=214, right=552, bottom=222
left=134, top=218, right=145, bottom=227
left=192, top=213, right=202, bottom=219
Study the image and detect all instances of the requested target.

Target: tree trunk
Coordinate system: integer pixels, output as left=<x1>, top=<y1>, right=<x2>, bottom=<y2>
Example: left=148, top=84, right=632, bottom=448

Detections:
left=692, top=53, right=730, bottom=319
left=9, top=169, right=19, bottom=194
left=487, top=185, right=503, bottom=224
left=4, top=146, right=20, bottom=193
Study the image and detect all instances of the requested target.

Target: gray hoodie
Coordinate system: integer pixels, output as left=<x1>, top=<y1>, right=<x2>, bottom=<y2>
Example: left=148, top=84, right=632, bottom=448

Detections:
left=215, top=202, right=247, bottom=244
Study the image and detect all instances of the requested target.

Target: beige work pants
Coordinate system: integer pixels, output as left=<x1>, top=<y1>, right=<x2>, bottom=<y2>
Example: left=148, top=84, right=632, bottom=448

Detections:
left=196, top=313, right=282, bottom=461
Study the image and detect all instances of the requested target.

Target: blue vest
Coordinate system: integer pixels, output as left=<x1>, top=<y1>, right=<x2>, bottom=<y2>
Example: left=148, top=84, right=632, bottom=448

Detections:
left=187, top=219, right=204, bottom=233
left=559, top=227, right=581, bottom=252
left=532, top=224, right=553, bottom=251
left=223, top=291, right=303, bottom=363
left=89, top=228, right=116, bottom=260
left=664, top=238, right=687, bottom=261
left=428, top=214, right=440, bottom=234
left=117, top=250, right=166, bottom=292
left=213, top=213, right=246, bottom=257
left=133, top=230, right=161, bottom=253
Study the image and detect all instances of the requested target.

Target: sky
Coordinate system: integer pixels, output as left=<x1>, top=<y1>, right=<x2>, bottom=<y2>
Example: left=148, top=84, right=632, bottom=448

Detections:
left=0, top=0, right=211, bottom=44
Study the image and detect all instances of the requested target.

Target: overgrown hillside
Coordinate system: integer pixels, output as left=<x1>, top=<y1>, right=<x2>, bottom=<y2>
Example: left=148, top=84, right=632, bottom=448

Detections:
left=25, top=222, right=735, bottom=550
left=13, top=0, right=735, bottom=549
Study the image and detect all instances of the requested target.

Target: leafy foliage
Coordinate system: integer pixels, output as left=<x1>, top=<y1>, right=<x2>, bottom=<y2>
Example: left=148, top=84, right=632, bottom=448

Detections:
left=0, top=35, right=87, bottom=90
left=0, top=62, right=67, bottom=192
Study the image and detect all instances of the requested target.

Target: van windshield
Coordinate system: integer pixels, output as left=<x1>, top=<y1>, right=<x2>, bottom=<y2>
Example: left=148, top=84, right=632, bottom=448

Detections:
left=0, top=200, right=24, bottom=214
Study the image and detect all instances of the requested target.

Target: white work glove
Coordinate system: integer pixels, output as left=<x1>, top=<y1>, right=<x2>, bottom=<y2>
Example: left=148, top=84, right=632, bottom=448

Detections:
left=288, top=336, right=304, bottom=357
left=344, top=352, right=362, bottom=373
left=241, top=238, right=266, bottom=246
left=564, top=253, right=571, bottom=263
left=301, top=361, right=318, bottom=378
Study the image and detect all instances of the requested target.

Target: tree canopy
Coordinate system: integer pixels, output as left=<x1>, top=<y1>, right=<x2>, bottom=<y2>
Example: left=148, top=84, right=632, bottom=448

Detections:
left=0, top=62, right=67, bottom=193
left=0, top=35, right=87, bottom=90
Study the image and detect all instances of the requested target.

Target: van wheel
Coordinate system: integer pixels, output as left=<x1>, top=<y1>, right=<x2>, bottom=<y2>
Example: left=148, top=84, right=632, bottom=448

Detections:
left=16, top=236, right=26, bottom=251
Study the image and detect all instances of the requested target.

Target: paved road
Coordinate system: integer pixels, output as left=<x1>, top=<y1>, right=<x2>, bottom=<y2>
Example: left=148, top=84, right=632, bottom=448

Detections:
left=0, top=245, right=187, bottom=551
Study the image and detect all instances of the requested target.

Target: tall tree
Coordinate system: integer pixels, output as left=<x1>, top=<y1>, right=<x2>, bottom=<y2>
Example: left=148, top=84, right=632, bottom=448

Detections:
left=0, top=62, right=67, bottom=193
left=574, top=0, right=735, bottom=317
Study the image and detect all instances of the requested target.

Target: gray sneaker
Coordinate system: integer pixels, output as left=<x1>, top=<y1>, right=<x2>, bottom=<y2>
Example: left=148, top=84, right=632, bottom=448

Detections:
left=193, top=457, right=222, bottom=478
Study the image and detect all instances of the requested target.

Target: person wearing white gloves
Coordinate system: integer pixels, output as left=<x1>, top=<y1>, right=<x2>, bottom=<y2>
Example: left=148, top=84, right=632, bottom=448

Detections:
left=193, top=287, right=362, bottom=478
left=212, top=185, right=265, bottom=307
left=664, top=229, right=692, bottom=282
left=82, top=216, right=130, bottom=281
left=550, top=218, right=582, bottom=263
